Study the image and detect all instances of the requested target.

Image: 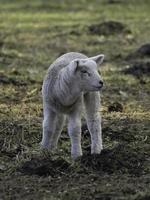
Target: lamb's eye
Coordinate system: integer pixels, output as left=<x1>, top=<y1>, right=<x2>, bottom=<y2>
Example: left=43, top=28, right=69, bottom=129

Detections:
left=81, top=70, right=87, bottom=74
left=81, top=70, right=91, bottom=77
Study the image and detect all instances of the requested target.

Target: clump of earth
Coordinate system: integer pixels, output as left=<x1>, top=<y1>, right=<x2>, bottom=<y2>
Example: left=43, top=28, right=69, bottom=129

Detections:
left=80, top=144, right=146, bottom=176
left=108, top=102, right=124, bottom=112
left=88, top=21, right=131, bottom=35
left=106, top=0, right=123, bottom=4
left=126, top=43, right=150, bottom=60
left=17, top=143, right=146, bottom=177
left=124, top=43, right=150, bottom=82
left=123, top=62, right=150, bottom=78
left=17, top=157, right=71, bottom=177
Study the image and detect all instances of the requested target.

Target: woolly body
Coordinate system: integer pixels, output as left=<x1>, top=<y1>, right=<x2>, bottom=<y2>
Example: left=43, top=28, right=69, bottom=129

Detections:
left=41, top=52, right=104, bottom=159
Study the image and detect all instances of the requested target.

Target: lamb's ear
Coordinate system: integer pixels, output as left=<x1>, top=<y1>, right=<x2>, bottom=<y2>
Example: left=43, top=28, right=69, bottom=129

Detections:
left=90, top=54, right=104, bottom=65
left=70, top=59, right=79, bottom=73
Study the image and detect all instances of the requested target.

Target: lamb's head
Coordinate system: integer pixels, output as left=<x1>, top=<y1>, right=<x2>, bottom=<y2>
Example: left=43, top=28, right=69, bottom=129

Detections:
left=68, top=54, right=105, bottom=92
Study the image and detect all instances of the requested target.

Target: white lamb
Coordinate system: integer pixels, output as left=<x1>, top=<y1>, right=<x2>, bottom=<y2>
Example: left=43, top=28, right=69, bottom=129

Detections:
left=41, top=52, right=104, bottom=159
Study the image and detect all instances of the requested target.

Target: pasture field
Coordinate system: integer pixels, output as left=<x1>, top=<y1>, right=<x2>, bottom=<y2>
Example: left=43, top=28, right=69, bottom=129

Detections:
left=0, top=0, right=150, bottom=199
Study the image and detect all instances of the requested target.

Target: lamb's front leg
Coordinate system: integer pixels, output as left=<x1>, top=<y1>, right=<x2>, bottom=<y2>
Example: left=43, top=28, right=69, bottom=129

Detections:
left=86, top=114, right=103, bottom=154
left=68, top=111, right=82, bottom=159
left=84, top=92, right=103, bottom=154
left=41, top=103, right=57, bottom=149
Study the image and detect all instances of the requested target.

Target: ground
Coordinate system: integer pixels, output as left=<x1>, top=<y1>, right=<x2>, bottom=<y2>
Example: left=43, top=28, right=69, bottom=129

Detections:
left=0, top=0, right=150, bottom=199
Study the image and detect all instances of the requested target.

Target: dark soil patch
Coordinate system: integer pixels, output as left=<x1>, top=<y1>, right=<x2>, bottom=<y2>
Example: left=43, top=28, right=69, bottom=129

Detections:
left=123, top=62, right=150, bottom=78
left=106, top=0, right=123, bottom=3
left=69, top=30, right=81, bottom=36
left=126, top=43, right=150, bottom=60
left=17, top=144, right=146, bottom=177
left=17, top=157, right=71, bottom=177
left=0, top=146, right=23, bottom=158
left=136, top=43, right=150, bottom=57
left=80, top=144, right=146, bottom=176
left=0, top=73, right=27, bottom=86
left=0, top=73, right=40, bottom=86
left=88, top=21, right=130, bottom=35
left=102, top=126, right=138, bottom=142
left=108, top=102, right=124, bottom=112
left=136, top=195, right=150, bottom=200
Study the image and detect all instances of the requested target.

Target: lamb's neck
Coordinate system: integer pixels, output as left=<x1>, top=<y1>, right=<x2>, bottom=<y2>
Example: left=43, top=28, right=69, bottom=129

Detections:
left=55, top=67, right=81, bottom=106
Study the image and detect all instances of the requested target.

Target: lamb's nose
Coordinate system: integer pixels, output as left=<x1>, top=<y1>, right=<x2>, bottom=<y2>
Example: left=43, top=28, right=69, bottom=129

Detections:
left=99, top=80, right=103, bottom=87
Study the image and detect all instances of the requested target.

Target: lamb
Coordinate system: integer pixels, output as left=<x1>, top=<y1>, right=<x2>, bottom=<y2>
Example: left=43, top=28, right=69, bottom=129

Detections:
left=41, top=52, right=105, bottom=159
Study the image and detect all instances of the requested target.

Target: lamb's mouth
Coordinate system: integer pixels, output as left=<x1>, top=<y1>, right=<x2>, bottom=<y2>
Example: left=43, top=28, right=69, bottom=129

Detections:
left=92, top=85, right=103, bottom=90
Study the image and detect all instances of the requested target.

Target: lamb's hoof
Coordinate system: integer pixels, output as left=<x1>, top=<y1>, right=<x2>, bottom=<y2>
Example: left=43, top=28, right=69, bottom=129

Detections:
left=71, top=152, right=83, bottom=160
left=40, top=143, right=53, bottom=158
left=91, top=145, right=103, bottom=154
left=91, top=149, right=102, bottom=155
left=40, top=142, right=50, bottom=150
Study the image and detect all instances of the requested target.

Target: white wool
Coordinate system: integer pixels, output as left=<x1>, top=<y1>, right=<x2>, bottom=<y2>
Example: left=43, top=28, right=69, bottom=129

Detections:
left=41, top=52, right=104, bottom=159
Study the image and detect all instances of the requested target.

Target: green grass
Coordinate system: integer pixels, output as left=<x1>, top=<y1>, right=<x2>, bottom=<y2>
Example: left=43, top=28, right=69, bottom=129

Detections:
left=0, top=0, right=150, bottom=199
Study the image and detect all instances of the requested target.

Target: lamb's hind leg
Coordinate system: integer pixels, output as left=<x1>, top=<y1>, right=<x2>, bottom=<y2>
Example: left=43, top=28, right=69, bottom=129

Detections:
left=49, top=114, right=66, bottom=150
left=41, top=103, right=57, bottom=149
left=84, top=92, right=103, bottom=154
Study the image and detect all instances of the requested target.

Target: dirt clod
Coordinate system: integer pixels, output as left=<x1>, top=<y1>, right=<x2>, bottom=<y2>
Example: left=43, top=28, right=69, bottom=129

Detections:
left=88, top=21, right=130, bottom=35
left=107, top=0, right=122, bottom=3
left=0, top=74, right=27, bottom=86
left=108, top=102, right=123, bottom=112
left=80, top=144, right=146, bottom=175
left=126, top=43, right=150, bottom=60
left=18, top=157, right=71, bottom=177
left=136, top=43, right=150, bottom=56
left=123, top=62, right=150, bottom=77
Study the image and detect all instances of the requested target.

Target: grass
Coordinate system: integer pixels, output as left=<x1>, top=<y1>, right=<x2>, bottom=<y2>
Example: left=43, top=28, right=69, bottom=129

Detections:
left=0, top=0, right=150, bottom=199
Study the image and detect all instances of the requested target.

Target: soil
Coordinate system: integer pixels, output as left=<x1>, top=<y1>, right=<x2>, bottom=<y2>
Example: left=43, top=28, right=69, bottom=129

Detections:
left=108, top=102, right=124, bottom=112
left=123, top=62, right=150, bottom=77
left=126, top=43, right=150, bottom=60
left=0, top=73, right=28, bottom=86
left=88, top=21, right=130, bottom=35
left=0, top=73, right=40, bottom=86
left=17, top=143, right=146, bottom=178
left=17, top=157, right=72, bottom=177
left=80, top=144, right=146, bottom=176
left=107, top=0, right=123, bottom=3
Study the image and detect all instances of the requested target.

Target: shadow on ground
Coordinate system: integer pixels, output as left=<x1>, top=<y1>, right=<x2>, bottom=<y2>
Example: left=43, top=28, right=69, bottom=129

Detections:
left=17, top=144, right=146, bottom=177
